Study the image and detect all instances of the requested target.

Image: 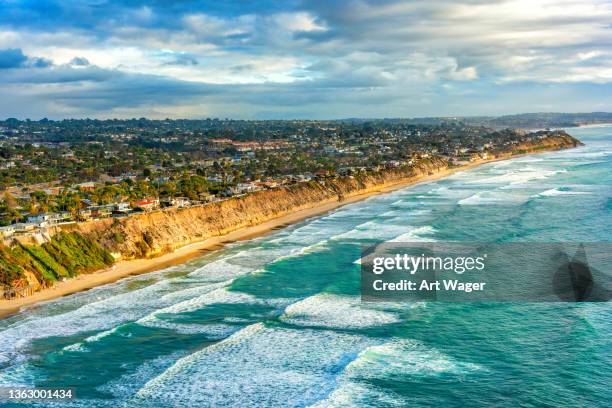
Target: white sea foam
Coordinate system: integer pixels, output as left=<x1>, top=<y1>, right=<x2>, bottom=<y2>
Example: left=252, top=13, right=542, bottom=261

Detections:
left=132, top=325, right=376, bottom=407
left=270, top=240, right=331, bottom=263
left=310, top=382, right=402, bottom=408
left=60, top=255, right=272, bottom=348
left=62, top=326, right=120, bottom=352
left=96, top=351, right=188, bottom=405
left=0, top=250, right=275, bottom=364
left=150, top=322, right=238, bottom=337
left=515, top=157, right=544, bottom=163
left=535, top=188, right=592, bottom=197
left=381, top=209, right=432, bottom=220
left=347, top=339, right=482, bottom=378
left=380, top=210, right=401, bottom=217
left=281, top=294, right=399, bottom=329
left=573, top=150, right=612, bottom=158
left=457, top=191, right=508, bottom=205
left=219, top=235, right=332, bottom=273
left=0, top=221, right=346, bottom=367
left=320, top=206, right=371, bottom=220
left=138, top=287, right=267, bottom=326
left=389, top=225, right=437, bottom=242
left=61, top=343, right=86, bottom=353
left=425, top=186, right=466, bottom=199
left=0, top=278, right=185, bottom=366
left=472, top=168, right=567, bottom=187
left=267, top=223, right=336, bottom=246
left=331, top=221, right=419, bottom=241
left=313, top=339, right=483, bottom=407
left=389, top=199, right=426, bottom=208
left=158, top=280, right=230, bottom=303
left=187, top=258, right=255, bottom=280
left=0, top=362, right=38, bottom=388
left=137, top=284, right=293, bottom=339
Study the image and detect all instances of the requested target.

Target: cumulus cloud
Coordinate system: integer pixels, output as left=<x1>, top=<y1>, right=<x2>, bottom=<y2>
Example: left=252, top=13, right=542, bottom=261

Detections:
left=167, top=54, right=198, bottom=66
left=0, top=48, right=27, bottom=68
left=0, top=0, right=610, bottom=118
left=0, top=48, right=51, bottom=69
left=70, top=57, right=90, bottom=66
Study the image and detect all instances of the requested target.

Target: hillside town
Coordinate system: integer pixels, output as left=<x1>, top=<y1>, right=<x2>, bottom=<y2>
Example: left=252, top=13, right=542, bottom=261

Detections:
left=0, top=118, right=568, bottom=239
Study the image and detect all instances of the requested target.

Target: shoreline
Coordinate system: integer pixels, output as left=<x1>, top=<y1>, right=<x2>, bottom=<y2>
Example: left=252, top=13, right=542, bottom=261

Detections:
left=0, top=149, right=570, bottom=318
left=576, top=123, right=612, bottom=128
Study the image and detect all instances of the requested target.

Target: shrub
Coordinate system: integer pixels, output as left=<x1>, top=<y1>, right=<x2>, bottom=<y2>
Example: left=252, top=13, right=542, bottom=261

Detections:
left=0, top=232, right=115, bottom=287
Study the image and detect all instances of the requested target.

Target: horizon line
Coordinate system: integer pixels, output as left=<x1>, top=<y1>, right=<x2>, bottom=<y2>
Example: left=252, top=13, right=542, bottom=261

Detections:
left=2, top=111, right=612, bottom=122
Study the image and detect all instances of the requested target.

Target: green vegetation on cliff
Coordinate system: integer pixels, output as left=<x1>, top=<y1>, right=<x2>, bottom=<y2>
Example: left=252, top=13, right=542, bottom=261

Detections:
left=0, top=232, right=114, bottom=288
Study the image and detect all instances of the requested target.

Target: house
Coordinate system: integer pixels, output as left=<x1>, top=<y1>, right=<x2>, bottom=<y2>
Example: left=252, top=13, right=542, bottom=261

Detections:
left=120, top=173, right=137, bottom=180
left=220, top=187, right=239, bottom=197
left=99, top=174, right=122, bottom=183
left=199, top=193, right=217, bottom=202
left=385, top=160, right=402, bottom=168
left=27, top=213, right=61, bottom=224
left=236, top=183, right=259, bottom=193
left=338, top=167, right=353, bottom=176
left=57, top=212, right=73, bottom=223
left=171, top=197, right=190, bottom=208
left=77, top=209, right=92, bottom=221
left=27, top=214, right=47, bottom=224
left=88, top=204, right=114, bottom=218
left=161, top=197, right=190, bottom=208
left=253, top=181, right=273, bottom=189
left=0, top=225, right=15, bottom=238
left=43, top=187, right=62, bottom=196
left=13, top=223, right=36, bottom=233
left=132, top=198, right=159, bottom=212
left=75, top=182, right=96, bottom=191
left=114, top=202, right=130, bottom=213
left=298, top=173, right=314, bottom=181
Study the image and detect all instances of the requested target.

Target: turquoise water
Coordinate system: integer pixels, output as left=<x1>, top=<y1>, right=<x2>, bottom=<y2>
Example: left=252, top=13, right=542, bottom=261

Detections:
left=0, top=126, right=610, bottom=407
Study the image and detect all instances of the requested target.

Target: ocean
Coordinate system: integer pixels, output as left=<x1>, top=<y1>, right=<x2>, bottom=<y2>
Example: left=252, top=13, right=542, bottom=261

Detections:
left=0, top=125, right=610, bottom=407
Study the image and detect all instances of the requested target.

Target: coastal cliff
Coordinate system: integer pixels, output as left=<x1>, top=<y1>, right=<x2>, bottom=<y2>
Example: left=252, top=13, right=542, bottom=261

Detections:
left=0, top=133, right=581, bottom=297
left=68, top=156, right=448, bottom=260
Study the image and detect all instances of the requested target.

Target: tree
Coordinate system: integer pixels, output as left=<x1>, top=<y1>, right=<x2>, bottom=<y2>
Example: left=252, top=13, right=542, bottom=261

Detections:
left=30, top=191, right=50, bottom=214
left=3, top=192, right=16, bottom=210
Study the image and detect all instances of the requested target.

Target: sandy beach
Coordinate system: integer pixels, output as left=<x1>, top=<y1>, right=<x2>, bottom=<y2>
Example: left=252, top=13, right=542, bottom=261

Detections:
left=0, top=153, right=552, bottom=318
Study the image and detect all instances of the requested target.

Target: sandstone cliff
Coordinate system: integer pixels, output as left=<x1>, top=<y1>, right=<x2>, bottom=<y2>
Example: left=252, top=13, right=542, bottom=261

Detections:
left=62, top=133, right=581, bottom=260
left=66, top=157, right=449, bottom=259
left=0, top=132, right=581, bottom=296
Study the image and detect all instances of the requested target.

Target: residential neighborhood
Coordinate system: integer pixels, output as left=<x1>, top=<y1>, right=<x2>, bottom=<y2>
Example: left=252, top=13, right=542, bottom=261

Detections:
left=0, top=118, right=567, bottom=238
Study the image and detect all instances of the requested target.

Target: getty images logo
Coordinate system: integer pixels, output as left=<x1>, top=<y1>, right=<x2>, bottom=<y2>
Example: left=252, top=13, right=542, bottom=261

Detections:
left=553, top=244, right=611, bottom=302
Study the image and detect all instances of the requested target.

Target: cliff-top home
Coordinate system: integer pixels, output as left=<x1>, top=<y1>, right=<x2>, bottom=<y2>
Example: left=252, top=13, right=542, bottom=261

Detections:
left=132, top=198, right=160, bottom=212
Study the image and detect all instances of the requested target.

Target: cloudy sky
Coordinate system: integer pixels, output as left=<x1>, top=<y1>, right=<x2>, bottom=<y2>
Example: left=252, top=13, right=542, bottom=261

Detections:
left=0, top=0, right=611, bottom=119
